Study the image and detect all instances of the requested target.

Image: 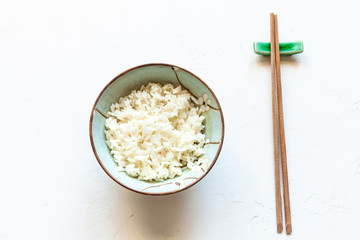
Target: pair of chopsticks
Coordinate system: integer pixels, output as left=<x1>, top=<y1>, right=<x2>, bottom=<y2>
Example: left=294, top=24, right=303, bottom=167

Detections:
left=270, top=13, right=292, bottom=235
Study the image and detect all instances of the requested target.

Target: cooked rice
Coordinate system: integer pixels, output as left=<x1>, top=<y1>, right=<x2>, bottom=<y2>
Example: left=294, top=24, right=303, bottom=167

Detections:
left=104, top=83, right=210, bottom=181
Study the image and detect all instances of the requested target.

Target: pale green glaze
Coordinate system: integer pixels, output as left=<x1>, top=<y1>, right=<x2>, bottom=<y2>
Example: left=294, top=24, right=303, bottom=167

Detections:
left=90, top=64, right=224, bottom=195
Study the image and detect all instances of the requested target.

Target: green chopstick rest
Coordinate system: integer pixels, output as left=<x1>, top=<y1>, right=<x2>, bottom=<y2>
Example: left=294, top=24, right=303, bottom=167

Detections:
left=253, top=41, right=303, bottom=56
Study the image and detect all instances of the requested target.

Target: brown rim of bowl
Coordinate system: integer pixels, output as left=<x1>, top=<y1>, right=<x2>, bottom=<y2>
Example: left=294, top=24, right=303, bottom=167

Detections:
left=89, top=63, right=225, bottom=196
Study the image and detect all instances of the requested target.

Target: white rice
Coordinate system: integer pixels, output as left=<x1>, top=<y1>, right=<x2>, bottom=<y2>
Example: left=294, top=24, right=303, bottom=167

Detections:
left=104, top=83, right=210, bottom=181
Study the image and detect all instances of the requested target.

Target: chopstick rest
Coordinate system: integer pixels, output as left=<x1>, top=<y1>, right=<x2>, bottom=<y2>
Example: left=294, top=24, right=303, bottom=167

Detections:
left=254, top=41, right=303, bottom=56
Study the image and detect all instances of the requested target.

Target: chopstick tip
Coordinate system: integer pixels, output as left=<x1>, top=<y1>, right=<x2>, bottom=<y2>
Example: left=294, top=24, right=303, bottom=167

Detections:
left=286, top=224, right=292, bottom=235
left=277, top=223, right=283, bottom=233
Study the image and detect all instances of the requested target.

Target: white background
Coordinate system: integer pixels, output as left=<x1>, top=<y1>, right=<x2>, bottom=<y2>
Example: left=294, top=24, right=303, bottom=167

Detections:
left=1, top=0, right=360, bottom=239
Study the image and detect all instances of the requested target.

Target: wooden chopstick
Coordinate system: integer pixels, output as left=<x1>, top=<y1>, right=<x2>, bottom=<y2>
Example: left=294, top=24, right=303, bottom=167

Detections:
left=270, top=13, right=283, bottom=234
left=274, top=14, right=292, bottom=235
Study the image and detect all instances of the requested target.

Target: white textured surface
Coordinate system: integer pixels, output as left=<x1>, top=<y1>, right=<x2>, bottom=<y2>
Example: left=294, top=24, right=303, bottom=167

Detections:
left=1, top=0, right=360, bottom=239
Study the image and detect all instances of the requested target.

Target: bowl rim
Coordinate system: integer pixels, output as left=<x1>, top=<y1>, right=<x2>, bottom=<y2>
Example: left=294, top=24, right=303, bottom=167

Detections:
left=89, top=63, right=225, bottom=195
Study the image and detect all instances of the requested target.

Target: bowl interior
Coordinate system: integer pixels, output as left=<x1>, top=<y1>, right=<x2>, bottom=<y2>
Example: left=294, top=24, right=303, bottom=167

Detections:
left=90, top=64, right=224, bottom=194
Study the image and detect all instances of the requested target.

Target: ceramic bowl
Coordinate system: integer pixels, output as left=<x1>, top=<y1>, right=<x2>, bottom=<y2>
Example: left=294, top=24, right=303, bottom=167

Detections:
left=89, top=63, right=224, bottom=195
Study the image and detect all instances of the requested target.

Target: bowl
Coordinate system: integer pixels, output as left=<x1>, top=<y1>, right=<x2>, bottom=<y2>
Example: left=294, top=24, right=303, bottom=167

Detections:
left=89, top=63, right=224, bottom=195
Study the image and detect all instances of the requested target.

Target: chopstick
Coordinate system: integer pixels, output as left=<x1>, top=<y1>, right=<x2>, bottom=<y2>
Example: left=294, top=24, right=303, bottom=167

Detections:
left=274, top=14, right=292, bottom=235
left=270, top=13, right=283, bottom=234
